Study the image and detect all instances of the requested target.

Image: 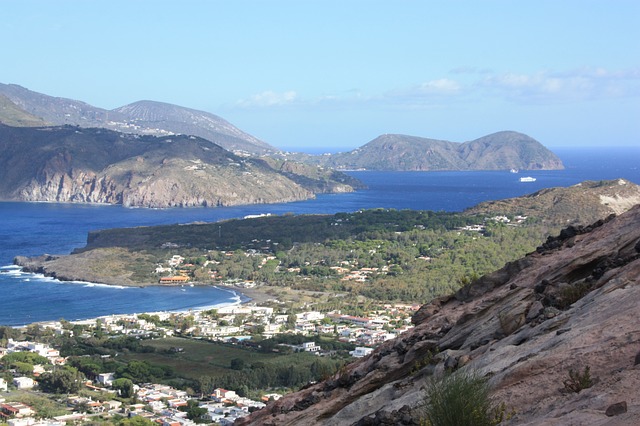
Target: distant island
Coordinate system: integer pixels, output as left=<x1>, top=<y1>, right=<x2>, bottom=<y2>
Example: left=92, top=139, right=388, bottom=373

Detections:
left=284, top=131, right=564, bottom=171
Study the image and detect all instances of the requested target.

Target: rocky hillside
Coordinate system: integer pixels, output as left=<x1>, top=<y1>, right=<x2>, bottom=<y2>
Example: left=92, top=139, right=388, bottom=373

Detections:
left=0, top=124, right=359, bottom=208
left=237, top=204, right=640, bottom=425
left=466, top=178, right=640, bottom=227
left=293, top=131, right=563, bottom=171
left=0, top=83, right=276, bottom=155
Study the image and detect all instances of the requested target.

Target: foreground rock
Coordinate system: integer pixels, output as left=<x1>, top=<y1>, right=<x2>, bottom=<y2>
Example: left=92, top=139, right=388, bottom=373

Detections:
left=237, top=204, right=640, bottom=425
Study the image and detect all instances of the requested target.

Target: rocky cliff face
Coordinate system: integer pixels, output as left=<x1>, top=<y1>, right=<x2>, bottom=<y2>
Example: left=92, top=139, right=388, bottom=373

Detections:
left=0, top=125, right=357, bottom=208
left=237, top=204, right=640, bottom=425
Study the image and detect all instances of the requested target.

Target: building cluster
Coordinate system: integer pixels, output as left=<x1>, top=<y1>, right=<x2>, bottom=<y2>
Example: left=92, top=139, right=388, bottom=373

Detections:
left=41, top=300, right=418, bottom=349
left=1, top=280, right=419, bottom=424
left=1, top=365, right=273, bottom=425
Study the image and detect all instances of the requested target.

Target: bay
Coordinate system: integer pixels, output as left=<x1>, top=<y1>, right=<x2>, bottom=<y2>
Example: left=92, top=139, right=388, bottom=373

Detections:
left=1, top=146, right=638, bottom=326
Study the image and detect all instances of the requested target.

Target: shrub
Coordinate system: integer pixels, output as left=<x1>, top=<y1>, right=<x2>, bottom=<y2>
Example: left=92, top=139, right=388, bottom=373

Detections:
left=563, top=365, right=593, bottom=393
left=423, top=370, right=504, bottom=426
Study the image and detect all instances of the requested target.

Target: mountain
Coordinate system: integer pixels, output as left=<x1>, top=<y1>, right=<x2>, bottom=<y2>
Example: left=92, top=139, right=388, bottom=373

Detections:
left=0, top=83, right=276, bottom=155
left=0, top=124, right=359, bottom=208
left=112, top=100, right=274, bottom=155
left=237, top=204, right=640, bottom=425
left=1, top=83, right=562, bottom=170
left=292, top=131, right=564, bottom=171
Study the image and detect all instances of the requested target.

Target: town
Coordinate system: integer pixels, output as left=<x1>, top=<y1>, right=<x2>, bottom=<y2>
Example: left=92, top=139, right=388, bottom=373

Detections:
left=0, top=283, right=420, bottom=425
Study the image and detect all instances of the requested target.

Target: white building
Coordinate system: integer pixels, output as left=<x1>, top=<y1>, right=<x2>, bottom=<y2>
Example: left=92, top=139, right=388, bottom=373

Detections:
left=13, top=377, right=35, bottom=390
left=300, top=342, right=321, bottom=352
left=0, top=377, right=7, bottom=391
left=350, top=347, right=374, bottom=358
left=97, top=372, right=116, bottom=386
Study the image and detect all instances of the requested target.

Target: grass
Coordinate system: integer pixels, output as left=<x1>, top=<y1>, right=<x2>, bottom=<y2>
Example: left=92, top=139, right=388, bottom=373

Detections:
left=423, top=370, right=505, bottom=426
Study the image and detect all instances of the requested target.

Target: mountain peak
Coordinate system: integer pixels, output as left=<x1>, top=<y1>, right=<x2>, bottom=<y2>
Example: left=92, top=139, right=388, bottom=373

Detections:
left=0, top=82, right=276, bottom=155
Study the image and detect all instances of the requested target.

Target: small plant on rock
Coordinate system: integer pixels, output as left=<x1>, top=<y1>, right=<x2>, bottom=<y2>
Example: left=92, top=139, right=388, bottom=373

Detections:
left=423, top=369, right=506, bottom=426
left=563, top=365, right=593, bottom=393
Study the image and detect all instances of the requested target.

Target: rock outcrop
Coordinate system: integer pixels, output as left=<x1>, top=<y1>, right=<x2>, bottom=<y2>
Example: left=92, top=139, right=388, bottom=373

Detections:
left=237, top=204, right=640, bottom=425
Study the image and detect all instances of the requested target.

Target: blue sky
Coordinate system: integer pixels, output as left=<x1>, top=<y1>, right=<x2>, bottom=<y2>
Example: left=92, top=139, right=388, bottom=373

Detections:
left=3, top=1, right=639, bottom=152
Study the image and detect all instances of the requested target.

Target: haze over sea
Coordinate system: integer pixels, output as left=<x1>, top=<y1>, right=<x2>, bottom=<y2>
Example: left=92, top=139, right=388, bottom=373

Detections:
left=1, top=147, right=638, bottom=326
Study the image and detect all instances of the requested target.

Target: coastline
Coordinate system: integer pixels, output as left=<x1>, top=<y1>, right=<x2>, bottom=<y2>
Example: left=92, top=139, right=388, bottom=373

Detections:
left=7, top=286, right=274, bottom=330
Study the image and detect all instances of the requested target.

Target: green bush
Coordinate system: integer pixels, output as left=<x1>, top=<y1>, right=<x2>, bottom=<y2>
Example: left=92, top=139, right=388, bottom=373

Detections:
left=423, top=370, right=503, bottom=426
left=563, top=365, right=593, bottom=393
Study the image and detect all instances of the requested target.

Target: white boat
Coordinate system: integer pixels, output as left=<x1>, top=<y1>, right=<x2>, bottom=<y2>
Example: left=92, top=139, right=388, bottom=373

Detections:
left=510, top=168, right=519, bottom=173
left=519, top=176, right=536, bottom=182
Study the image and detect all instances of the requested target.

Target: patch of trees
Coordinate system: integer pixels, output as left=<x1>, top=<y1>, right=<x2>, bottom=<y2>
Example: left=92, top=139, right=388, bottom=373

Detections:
left=197, top=356, right=345, bottom=396
left=37, top=367, right=85, bottom=394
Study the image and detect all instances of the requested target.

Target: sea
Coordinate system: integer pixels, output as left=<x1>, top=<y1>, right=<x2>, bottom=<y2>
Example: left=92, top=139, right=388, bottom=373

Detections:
left=1, top=146, right=638, bottom=326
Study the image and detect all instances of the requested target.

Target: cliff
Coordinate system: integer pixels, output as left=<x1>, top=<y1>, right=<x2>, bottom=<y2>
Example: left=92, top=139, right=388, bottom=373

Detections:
left=0, top=124, right=359, bottom=208
left=237, top=204, right=640, bottom=425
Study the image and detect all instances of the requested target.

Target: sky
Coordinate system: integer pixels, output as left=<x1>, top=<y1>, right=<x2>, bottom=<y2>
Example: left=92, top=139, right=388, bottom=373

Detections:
left=2, top=1, right=639, bottom=152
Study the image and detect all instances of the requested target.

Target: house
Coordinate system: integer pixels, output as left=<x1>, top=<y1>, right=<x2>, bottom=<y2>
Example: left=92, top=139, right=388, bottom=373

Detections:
left=261, top=393, right=283, bottom=402
left=103, top=400, right=123, bottom=411
left=159, top=276, right=189, bottom=284
left=12, top=377, right=34, bottom=390
left=296, top=311, right=324, bottom=322
left=350, top=347, right=374, bottom=358
left=294, top=322, right=315, bottom=334
left=300, top=342, right=321, bottom=352
left=168, top=255, right=184, bottom=267
left=97, top=372, right=116, bottom=386
left=315, top=324, right=334, bottom=334
left=212, top=388, right=237, bottom=402
left=0, top=378, right=7, bottom=391
left=1, top=402, right=35, bottom=418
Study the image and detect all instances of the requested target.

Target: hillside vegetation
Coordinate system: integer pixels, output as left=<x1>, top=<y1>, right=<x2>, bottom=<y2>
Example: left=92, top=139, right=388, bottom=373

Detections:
left=16, top=179, right=639, bottom=304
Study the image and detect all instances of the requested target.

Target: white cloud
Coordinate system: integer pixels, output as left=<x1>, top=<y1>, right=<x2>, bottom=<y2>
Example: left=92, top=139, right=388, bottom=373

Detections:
left=229, top=67, right=640, bottom=111
left=235, top=90, right=297, bottom=107
left=417, top=78, right=462, bottom=95
left=479, top=68, right=640, bottom=103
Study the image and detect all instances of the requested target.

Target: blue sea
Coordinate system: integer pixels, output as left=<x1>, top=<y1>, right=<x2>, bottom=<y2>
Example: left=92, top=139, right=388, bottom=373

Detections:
left=1, top=147, right=638, bottom=326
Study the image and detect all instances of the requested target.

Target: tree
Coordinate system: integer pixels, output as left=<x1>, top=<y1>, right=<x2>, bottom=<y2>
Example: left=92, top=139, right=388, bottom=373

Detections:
left=230, top=358, right=245, bottom=370
left=112, top=378, right=135, bottom=398
left=2, top=351, right=50, bottom=369
left=37, top=367, right=85, bottom=394
left=180, top=399, right=207, bottom=421
left=286, top=314, right=297, bottom=330
left=116, top=416, right=155, bottom=426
